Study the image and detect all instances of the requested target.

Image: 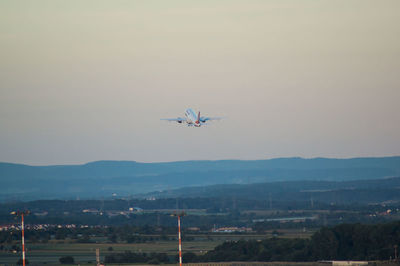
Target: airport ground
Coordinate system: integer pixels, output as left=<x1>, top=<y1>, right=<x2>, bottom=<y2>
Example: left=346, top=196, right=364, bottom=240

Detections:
left=0, top=229, right=313, bottom=265
left=1, top=198, right=400, bottom=265
left=1, top=228, right=399, bottom=265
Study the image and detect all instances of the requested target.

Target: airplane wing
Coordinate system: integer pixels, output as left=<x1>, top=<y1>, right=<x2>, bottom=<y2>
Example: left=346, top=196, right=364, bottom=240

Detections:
left=199, top=116, right=223, bottom=122
left=161, top=117, right=187, bottom=123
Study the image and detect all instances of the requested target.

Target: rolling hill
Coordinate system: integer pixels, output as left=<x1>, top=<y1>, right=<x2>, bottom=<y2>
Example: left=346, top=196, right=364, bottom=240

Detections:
left=1, top=156, right=400, bottom=201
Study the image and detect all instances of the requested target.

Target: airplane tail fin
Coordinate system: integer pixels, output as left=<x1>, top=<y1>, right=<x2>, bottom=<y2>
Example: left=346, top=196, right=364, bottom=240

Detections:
left=196, top=111, right=201, bottom=123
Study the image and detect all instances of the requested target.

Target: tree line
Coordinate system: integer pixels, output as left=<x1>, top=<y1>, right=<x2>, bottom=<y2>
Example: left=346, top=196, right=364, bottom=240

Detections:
left=185, top=221, right=400, bottom=262
left=102, top=221, right=400, bottom=263
left=91, top=221, right=400, bottom=263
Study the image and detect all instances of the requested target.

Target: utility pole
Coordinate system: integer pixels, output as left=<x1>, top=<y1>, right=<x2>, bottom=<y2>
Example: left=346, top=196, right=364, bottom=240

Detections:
left=10, top=210, right=30, bottom=266
left=269, top=192, right=272, bottom=209
left=96, top=248, right=100, bottom=266
left=171, top=211, right=186, bottom=266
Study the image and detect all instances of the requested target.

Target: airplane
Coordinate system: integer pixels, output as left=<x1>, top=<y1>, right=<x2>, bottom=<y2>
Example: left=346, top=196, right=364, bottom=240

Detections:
left=161, top=108, right=222, bottom=127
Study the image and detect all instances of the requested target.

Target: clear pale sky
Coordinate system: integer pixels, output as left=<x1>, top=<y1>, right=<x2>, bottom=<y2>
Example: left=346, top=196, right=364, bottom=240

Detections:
left=1, top=1, right=399, bottom=165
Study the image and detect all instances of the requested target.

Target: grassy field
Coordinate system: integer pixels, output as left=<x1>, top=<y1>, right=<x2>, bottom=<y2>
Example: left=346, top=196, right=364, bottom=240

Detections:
left=0, top=230, right=315, bottom=265
left=0, top=239, right=220, bottom=265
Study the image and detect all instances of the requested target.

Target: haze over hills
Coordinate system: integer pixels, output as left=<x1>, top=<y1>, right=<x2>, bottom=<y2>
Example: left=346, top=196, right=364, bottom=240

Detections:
left=1, top=156, right=400, bottom=201
left=143, top=176, right=400, bottom=205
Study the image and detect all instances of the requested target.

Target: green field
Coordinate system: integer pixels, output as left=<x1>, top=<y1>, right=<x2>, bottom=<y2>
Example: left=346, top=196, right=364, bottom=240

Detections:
left=0, top=239, right=201, bottom=265
left=0, top=229, right=315, bottom=265
left=0, top=241, right=221, bottom=265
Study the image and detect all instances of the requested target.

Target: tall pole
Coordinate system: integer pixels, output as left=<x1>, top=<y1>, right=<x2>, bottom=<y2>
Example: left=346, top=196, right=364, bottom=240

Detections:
left=96, top=248, right=100, bottom=266
left=178, top=215, right=182, bottom=266
left=171, top=211, right=185, bottom=266
left=21, top=213, right=25, bottom=266
left=11, top=210, right=29, bottom=266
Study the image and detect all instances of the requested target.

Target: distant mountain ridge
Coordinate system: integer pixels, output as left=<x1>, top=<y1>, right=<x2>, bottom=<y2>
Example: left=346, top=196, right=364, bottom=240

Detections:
left=142, top=176, right=400, bottom=204
left=1, top=156, right=400, bottom=201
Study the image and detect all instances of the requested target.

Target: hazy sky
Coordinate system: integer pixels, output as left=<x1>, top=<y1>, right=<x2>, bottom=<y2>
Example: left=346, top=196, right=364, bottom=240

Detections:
left=1, top=1, right=399, bottom=165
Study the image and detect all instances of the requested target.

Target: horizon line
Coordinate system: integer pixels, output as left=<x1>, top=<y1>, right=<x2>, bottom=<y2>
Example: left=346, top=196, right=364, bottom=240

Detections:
left=1, top=155, right=400, bottom=167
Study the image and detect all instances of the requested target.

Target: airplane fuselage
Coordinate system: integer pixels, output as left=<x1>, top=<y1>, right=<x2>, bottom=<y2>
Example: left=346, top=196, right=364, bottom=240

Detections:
left=185, top=108, right=201, bottom=127
left=161, top=108, right=221, bottom=126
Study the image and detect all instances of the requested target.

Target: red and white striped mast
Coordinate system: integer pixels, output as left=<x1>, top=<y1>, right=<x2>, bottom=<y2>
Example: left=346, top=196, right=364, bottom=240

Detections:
left=172, top=211, right=186, bottom=266
left=11, top=210, right=30, bottom=266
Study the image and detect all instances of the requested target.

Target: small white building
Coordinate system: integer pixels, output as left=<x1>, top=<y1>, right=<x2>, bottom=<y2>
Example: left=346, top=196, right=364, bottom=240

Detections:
left=320, top=261, right=369, bottom=266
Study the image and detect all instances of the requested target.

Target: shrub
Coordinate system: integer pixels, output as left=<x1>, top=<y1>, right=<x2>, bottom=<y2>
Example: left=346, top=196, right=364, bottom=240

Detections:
left=59, top=256, right=74, bottom=264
